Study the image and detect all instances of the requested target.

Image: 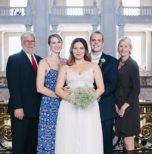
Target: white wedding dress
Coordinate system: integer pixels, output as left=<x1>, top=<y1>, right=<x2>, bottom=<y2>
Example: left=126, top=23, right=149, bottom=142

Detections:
left=55, top=69, right=103, bottom=154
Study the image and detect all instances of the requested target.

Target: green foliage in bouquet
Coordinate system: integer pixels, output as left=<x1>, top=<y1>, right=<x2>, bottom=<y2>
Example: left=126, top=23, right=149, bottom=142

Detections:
left=68, top=86, right=97, bottom=108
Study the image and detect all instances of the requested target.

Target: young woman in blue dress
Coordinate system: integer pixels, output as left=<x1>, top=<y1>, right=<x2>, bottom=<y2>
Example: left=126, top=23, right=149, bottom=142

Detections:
left=36, top=34, right=68, bottom=154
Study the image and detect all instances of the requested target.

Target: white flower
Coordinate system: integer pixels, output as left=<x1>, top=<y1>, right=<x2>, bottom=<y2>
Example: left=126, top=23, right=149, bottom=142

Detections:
left=101, top=58, right=106, bottom=63
left=99, top=58, right=106, bottom=67
left=68, top=86, right=96, bottom=108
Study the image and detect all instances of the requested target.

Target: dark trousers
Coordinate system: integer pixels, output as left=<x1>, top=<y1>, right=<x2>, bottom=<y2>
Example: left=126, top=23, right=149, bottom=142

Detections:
left=11, top=116, right=39, bottom=154
left=102, top=119, right=114, bottom=154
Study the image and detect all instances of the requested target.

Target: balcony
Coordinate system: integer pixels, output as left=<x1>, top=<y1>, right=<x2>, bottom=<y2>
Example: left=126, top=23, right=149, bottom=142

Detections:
left=50, top=5, right=100, bottom=24
left=118, top=6, right=152, bottom=24
left=0, top=5, right=152, bottom=26
left=0, top=6, right=32, bottom=24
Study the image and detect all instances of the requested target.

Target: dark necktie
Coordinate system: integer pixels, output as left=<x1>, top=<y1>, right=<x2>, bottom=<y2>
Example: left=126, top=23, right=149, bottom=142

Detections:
left=31, top=55, right=37, bottom=71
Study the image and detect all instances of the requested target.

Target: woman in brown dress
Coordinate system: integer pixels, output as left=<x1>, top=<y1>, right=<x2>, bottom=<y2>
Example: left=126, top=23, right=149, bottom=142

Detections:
left=115, top=37, right=140, bottom=154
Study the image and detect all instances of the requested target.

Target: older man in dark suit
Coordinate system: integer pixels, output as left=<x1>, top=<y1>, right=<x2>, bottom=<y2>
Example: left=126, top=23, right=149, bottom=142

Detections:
left=90, top=31, right=118, bottom=154
left=6, top=32, right=42, bottom=154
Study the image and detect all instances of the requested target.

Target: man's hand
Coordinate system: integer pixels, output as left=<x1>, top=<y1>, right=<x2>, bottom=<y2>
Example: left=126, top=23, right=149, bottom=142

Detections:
left=63, top=86, right=72, bottom=94
left=14, top=108, right=24, bottom=120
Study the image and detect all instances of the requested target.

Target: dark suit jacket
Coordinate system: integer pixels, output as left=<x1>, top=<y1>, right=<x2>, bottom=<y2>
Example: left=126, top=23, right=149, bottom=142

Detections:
left=6, top=50, right=42, bottom=117
left=98, top=53, right=118, bottom=121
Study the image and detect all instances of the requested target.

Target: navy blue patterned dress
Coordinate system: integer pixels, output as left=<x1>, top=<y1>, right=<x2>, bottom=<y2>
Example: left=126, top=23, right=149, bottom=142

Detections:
left=37, top=69, right=61, bottom=154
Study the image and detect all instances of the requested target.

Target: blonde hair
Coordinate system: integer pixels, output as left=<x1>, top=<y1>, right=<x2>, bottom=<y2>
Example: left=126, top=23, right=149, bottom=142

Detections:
left=118, top=37, right=133, bottom=54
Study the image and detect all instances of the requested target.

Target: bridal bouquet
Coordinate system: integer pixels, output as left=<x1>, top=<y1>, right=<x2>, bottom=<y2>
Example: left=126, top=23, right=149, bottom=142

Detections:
left=68, top=86, right=97, bottom=108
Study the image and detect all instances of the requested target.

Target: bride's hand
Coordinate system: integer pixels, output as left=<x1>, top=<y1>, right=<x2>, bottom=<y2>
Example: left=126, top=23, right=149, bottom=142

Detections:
left=89, top=88, right=95, bottom=93
left=89, top=88, right=98, bottom=96
left=88, top=88, right=99, bottom=100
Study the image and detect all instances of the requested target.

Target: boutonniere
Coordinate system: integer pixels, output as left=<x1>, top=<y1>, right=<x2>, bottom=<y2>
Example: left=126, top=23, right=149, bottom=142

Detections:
left=101, top=58, right=106, bottom=63
left=99, top=58, right=106, bottom=67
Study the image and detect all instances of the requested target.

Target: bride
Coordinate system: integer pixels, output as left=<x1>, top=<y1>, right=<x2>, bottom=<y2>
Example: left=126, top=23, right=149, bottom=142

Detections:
left=55, top=38, right=104, bottom=154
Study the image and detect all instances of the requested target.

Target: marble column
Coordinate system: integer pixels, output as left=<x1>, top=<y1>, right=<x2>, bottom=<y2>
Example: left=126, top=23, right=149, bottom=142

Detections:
left=0, top=32, right=3, bottom=71
left=51, top=24, right=58, bottom=34
left=25, top=4, right=32, bottom=31
left=118, top=24, right=124, bottom=39
left=146, top=31, right=152, bottom=71
left=100, top=0, right=117, bottom=57
left=33, top=0, right=49, bottom=58
left=25, top=25, right=32, bottom=31
left=92, top=24, right=98, bottom=32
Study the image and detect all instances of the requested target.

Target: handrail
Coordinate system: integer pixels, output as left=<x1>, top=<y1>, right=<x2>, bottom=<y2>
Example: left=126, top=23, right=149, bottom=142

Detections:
left=0, top=6, right=152, bottom=17
left=118, top=6, right=152, bottom=16
left=50, top=6, right=99, bottom=16
left=0, top=6, right=31, bottom=16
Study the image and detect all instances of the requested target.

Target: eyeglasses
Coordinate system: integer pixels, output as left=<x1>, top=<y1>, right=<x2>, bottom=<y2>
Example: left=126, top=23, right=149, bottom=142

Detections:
left=24, top=40, right=35, bottom=44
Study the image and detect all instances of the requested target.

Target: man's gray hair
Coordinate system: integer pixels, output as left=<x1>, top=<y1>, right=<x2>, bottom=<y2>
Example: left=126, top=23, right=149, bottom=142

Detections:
left=20, top=31, right=35, bottom=42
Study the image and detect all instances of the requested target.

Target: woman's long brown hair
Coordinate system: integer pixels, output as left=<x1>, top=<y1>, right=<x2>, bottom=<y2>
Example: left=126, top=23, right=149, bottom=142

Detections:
left=67, top=38, right=91, bottom=66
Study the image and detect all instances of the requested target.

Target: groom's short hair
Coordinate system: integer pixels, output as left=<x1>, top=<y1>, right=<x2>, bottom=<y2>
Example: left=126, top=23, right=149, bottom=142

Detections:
left=90, top=31, right=104, bottom=42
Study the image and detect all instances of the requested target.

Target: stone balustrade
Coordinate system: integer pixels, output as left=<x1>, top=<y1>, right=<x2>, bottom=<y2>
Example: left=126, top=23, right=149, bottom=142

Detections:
left=0, top=7, right=26, bottom=16
left=118, top=6, right=152, bottom=16
left=50, top=6, right=99, bottom=16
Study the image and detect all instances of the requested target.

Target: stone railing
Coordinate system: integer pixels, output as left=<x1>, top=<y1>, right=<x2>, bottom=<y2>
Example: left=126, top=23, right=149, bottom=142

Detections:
left=0, top=6, right=32, bottom=17
left=50, top=6, right=99, bottom=16
left=119, top=6, right=152, bottom=16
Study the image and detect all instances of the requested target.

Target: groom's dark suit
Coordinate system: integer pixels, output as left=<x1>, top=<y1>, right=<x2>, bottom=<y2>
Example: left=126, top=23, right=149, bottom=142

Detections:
left=6, top=50, right=42, bottom=154
left=98, top=53, right=118, bottom=154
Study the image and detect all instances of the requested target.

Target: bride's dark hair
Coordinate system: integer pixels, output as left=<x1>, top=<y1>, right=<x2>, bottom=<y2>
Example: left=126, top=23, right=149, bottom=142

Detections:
left=67, top=38, right=91, bottom=66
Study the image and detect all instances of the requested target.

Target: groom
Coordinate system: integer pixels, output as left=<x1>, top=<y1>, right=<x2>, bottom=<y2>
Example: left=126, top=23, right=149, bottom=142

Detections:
left=90, top=31, right=118, bottom=154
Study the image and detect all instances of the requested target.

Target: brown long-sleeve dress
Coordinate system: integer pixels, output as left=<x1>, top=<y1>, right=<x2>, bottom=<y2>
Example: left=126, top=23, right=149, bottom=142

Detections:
left=115, top=56, right=140, bottom=137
